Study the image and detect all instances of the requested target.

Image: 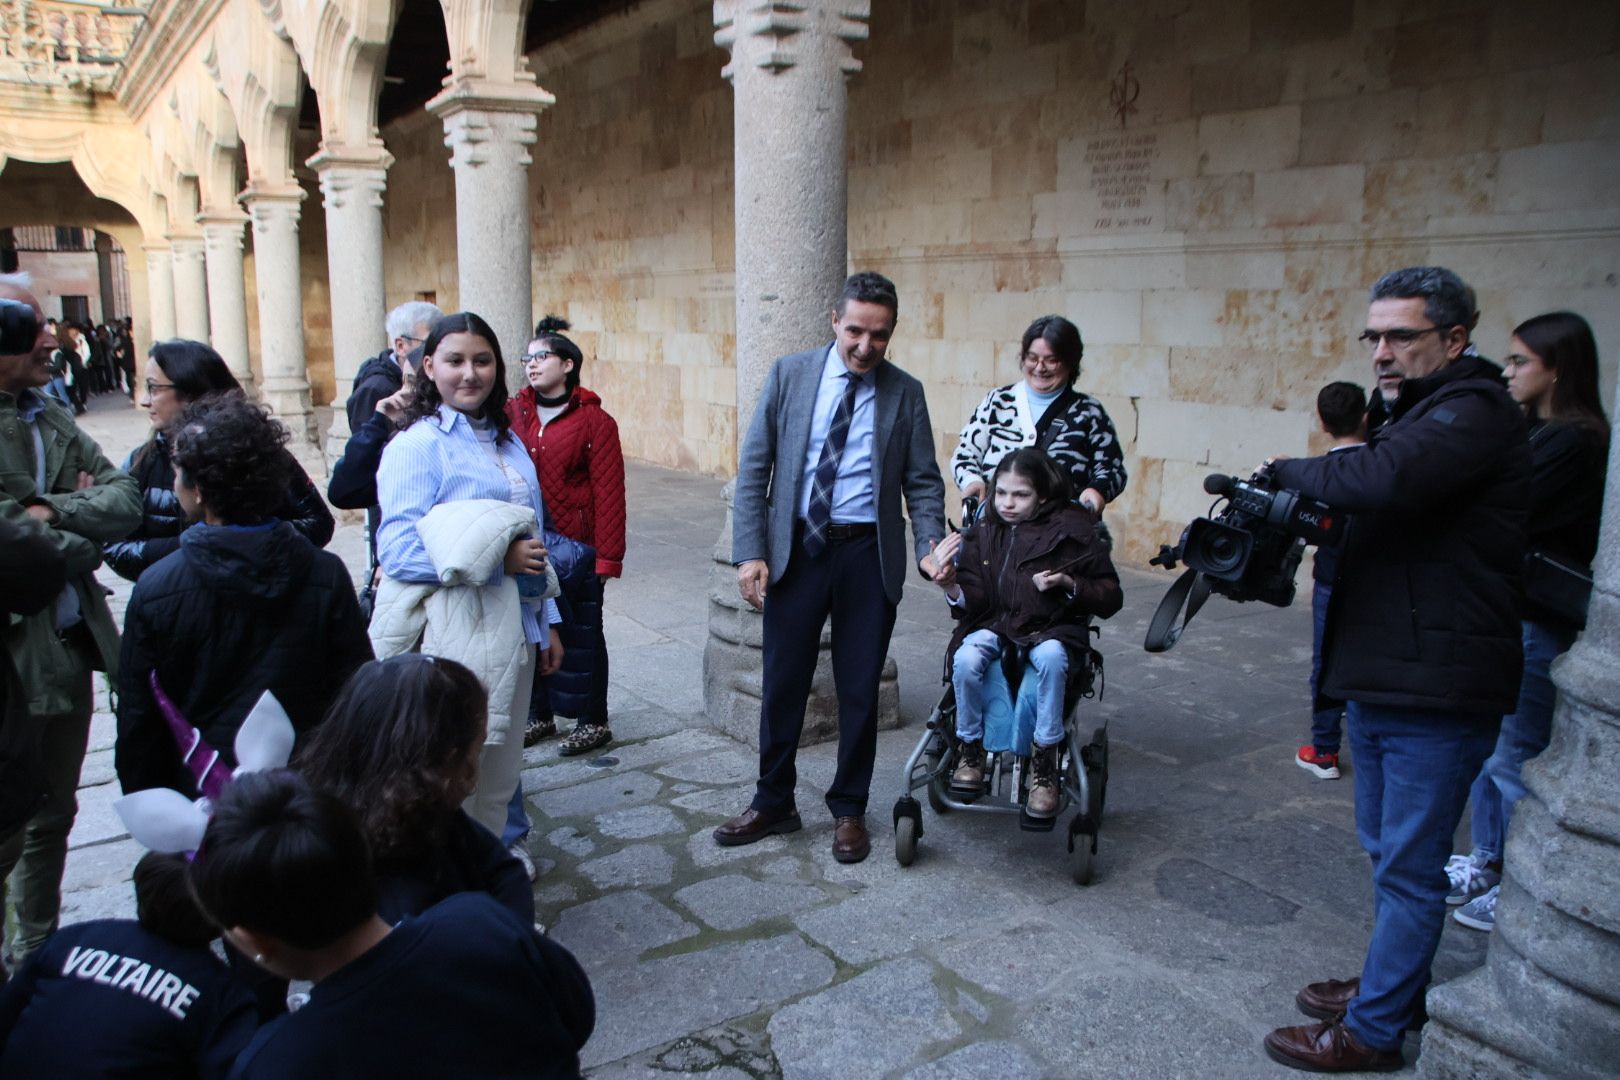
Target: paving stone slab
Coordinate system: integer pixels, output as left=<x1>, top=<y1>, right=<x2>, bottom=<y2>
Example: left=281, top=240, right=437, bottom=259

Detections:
left=1153, top=856, right=1302, bottom=928
left=536, top=881, right=577, bottom=906
left=59, top=837, right=143, bottom=894
left=579, top=843, right=676, bottom=888
left=685, top=829, right=793, bottom=869
left=901, top=1041, right=1044, bottom=1080
left=669, top=784, right=754, bottom=818
left=520, top=758, right=599, bottom=791
left=533, top=770, right=664, bottom=819
left=544, top=827, right=596, bottom=858
left=673, top=873, right=830, bottom=932
left=655, top=749, right=759, bottom=785
left=793, top=872, right=1019, bottom=966
left=79, top=748, right=117, bottom=788
left=549, top=891, right=698, bottom=971
left=937, top=919, right=1106, bottom=1000
left=607, top=730, right=731, bottom=771
left=586, top=1021, right=776, bottom=1080
left=59, top=879, right=136, bottom=924
left=595, top=804, right=685, bottom=840
left=608, top=706, right=698, bottom=743
left=769, top=959, right=960, bottom=1080
left=582, top=935, right=835, bottom=1068
left=66, top=784, right=128, bottom=848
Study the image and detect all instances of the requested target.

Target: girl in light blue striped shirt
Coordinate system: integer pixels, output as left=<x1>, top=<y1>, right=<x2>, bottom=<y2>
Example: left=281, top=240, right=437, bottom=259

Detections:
left=376, top=312, right=564, bottom=843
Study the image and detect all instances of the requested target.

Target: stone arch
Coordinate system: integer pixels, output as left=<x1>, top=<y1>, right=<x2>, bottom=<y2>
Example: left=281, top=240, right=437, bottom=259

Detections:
left=266, top=0, right=402, bottom=156
left=205, top=0, right=306, bottom=193
left=0, top=122, right=165, bottom=242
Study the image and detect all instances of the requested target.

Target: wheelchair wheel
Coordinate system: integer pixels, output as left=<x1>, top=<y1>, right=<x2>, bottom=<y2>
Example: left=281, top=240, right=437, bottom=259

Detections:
left=894, top=815, right=919, bottom=866
left=1069, top=832, right=1095, bottom=885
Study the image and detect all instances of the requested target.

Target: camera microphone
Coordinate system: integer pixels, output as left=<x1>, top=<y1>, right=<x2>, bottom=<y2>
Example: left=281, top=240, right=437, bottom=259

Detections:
left=1203, top=473, right=1237, bottom=497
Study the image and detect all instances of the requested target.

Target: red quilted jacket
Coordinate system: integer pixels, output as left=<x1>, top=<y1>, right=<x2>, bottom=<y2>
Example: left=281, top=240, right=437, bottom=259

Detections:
left=507, top=386, right=627, bottom=577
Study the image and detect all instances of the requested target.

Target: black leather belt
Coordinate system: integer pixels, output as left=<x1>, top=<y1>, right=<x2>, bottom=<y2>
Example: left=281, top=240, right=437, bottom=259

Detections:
left=822, top=521, right=876, bottom=540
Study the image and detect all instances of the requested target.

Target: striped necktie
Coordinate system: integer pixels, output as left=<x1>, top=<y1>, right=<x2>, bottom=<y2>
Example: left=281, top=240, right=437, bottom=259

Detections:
left=802, top=371, right=860, bottom=557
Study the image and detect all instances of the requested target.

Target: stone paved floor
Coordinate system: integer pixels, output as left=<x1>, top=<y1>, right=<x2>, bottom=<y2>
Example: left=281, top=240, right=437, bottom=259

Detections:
left=54, top=392, right=1490, bottom=1077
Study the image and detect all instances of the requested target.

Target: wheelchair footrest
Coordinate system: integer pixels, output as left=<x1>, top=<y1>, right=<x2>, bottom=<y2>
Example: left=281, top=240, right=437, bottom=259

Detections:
left=1018, top=808, right=1057, bottom=832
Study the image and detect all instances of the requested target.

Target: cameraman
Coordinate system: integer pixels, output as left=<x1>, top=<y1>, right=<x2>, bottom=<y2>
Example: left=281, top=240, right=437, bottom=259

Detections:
left=1261, top=267, right=1530, bottom=1073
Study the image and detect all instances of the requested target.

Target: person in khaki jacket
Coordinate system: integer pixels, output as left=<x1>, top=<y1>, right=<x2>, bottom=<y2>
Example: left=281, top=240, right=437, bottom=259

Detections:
left=0, top=275, right=140, bottom=967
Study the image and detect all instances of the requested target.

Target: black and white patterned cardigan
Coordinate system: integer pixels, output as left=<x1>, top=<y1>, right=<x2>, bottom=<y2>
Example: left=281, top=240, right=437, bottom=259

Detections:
left=950, top=382, right=1128, bottom=503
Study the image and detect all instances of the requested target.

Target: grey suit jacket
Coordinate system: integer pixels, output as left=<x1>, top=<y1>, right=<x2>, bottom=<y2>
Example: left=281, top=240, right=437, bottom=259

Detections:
left=733, top=345, right=947, bottom=606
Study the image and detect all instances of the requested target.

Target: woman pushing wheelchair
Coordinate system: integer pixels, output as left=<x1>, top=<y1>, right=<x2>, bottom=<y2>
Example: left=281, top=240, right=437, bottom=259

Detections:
left=928, top=447, right=1123, bottom=818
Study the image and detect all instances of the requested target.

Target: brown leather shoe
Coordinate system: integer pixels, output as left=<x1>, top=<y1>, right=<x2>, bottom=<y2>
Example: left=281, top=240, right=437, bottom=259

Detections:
left=1264, top=1019, right=1402, bottom=1073
left=1297, top=976, right=1428, bottom=1031
left=832, top=815, right=870, bottom=863
left=712, top=806, right=802, bottom=847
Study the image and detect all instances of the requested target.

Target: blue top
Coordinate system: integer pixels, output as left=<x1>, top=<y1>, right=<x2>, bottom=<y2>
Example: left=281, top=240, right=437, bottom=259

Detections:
left=1024, top=382, right=1062, bottom=411
left=227, top=894, right=594, bottom=1080
left=377, top=406, right=560, bottom=644
left=0, top=919, right=259, bottom=1080
left=796, top=344, right=877, bottom=523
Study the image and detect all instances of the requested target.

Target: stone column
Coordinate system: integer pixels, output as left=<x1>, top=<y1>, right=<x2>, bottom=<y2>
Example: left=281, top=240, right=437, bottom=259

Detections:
left=143, top=243, right=176, bottom=343
left=307, top=148, right=391, bottom=456
left=1419, top=373, right=1620, bottom=1076
left=168, top=236, right=210, bottom=343
left=703, top=0, right=896, bottom=747
left=427, top=85, right=551, bottom=378
left=243, top=187, right=314, bottom=443
left=200, top=215, right=254, bottom=388
left=93, top=231, right=116, bottom=321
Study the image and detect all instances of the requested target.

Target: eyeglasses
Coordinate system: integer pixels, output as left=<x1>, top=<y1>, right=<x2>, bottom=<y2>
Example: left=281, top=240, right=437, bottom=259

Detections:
left=400, top=335, right=425, bottom=346
left=144, top=379, right=176, bottom=395
left=1357, top=327, right=1448, bottom=351
left=523, top=350, right=562, bottom=365
left=1503, top=353, right=1539, bottom=370
left=1020, top=351, right=1066, bottom=370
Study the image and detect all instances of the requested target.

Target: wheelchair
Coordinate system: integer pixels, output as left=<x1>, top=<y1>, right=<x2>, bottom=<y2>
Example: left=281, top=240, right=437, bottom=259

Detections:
left=891, top=636, right=1109, bottom=884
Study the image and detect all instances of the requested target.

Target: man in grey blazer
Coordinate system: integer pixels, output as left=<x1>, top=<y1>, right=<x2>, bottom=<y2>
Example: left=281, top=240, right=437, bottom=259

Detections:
left=715, top=272, right=947, bottom=863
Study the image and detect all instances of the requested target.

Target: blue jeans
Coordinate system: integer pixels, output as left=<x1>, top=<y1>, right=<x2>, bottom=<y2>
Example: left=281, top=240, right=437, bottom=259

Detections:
left=1309, top=582, right=1344, bottom=753
left=502, top=782, right=529, bottom=847
left=1343, top=702, right=1497, bottom=1050
left=953, top=629, right=1069, bottom=747
left=1467, top=619, right=1576, bottom=863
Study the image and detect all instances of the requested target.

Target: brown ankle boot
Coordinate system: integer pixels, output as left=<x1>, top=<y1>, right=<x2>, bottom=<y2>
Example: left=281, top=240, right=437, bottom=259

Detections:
left=1025, top=741, right=1060, bottom=818
left=951, top=739, right=985, bottom=791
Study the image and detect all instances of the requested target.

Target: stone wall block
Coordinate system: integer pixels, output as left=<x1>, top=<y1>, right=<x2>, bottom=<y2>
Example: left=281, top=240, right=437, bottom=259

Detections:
left=1362, top=154, right=1497, bottom=223
left=1250, top=0, right=1354, bottom=49
left=1253, top=164, right=1365, bottom=227
left=1062, top=289, right=1143, bottom=346
left=1299, top=90, right=1422, bottom=165
left=1165, top=174, right=1255, bottom=231
left=1280, top=37, right=1395, bottom=103
left=1485, top=0, right=1619, bottom=74
left=1066, top=345, right=1169, bottom=399
left=1496, top=141, right=1620, bottom=215
left=1542, top=56, right=1620, bottom=144
left=1185, top=249, right=1284, bottom=290
left=1137, top=400, right=1307, bottom=477
left=1142, top=289, right=1227, bottom=348
left=1190, top=53, right=1287, bottom=115
left=1061, top=250, right=1186, bottom=291
left=1172, top=3, right=1251, bottom=65
left=1168, top=345, right=1279, bottom=409
left=1197, top=105, right=1301, bottom=176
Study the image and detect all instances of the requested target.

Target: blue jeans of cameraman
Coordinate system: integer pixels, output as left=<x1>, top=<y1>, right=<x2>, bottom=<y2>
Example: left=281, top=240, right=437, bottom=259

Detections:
left=1343, top=702, right=1496, bottom=1051
left=1467, top=619, right=1576, bottom=862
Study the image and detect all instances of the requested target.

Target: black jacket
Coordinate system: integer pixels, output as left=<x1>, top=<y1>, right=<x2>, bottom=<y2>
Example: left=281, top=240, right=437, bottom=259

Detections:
left=1520, top=419, right=1608, bottom=630
left=345, top=349, right=403, bottom=435
left=115, top=521, right=373, bottom=796
left=0, top=518, right=67, bottom=834
left=1274, top=354, right=1531, bottom=715
left=105, top=436, right=335, bottom=583
left=373, top=809, right=535, bottom=927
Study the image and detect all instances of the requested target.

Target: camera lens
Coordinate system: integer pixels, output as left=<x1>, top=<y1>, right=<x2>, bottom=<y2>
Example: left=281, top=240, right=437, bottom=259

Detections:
left=1184, top=520, right=1251, bottom=580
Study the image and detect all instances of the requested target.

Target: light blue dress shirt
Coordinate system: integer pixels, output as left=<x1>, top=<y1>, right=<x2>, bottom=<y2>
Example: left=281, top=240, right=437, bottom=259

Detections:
left=377, top=405, right=560, bottom=644
left=796, top=344, right=877, bottom=523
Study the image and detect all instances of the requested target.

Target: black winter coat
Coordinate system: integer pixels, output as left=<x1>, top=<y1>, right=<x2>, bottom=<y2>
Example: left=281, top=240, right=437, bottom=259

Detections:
left=345, top=349, right=403, bottom=434
left=115, top=521, right=373, bottom=796
left=1519, top=419, right=1608, bottom=631
left=946, top=501, right=1123, bottom=664
left=104, top=435, right=335, bottom=582
left=1274, top=354, right=1531, bottom=715
left=373, top=809, right=535, bottom=927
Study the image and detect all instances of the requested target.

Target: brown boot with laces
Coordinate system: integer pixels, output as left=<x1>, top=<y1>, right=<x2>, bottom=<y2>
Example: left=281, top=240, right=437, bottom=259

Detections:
left=950, top=739, right=986, bottom=793
left=1025, top=741, right=1060, bottom=818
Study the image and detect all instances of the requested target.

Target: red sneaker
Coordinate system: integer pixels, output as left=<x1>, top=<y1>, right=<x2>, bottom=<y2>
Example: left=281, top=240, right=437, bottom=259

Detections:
left=1296, top=745, right=1341, bottom=779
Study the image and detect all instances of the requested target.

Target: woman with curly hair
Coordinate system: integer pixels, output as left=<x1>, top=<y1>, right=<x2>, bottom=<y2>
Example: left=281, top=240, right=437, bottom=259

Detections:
left=376, top=312, right=564, bottom=853
left=105, top=339, right=334, bottom=582
left=296, top=655, right=534, bottom=926
left=114, top=394, right=373, bottom=797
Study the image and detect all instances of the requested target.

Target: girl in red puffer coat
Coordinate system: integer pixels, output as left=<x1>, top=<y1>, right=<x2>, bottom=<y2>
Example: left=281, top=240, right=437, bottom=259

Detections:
left=506, top=317, right=626, bottom=758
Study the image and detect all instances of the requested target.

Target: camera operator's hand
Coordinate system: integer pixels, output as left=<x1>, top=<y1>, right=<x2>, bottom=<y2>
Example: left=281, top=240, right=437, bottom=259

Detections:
left=504, top=536, right=546, bottom=576
left=1079, top=487, right=1105, bottom=515
left=1032, top=570, right=1074, bottom=594
left=737, top=559, right=769, bottom=610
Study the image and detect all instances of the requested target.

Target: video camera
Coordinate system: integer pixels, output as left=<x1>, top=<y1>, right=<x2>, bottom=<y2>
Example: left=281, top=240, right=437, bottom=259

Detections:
left=0, top=298, right=40, bottom=355
left=1144, top=466, right=1344, bottom=652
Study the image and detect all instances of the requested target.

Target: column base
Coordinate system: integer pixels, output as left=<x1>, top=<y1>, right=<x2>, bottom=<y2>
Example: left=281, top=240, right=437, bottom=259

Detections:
left=701, top=483, right=900, bottom=748
left=260, top=378, right=315, bottom=446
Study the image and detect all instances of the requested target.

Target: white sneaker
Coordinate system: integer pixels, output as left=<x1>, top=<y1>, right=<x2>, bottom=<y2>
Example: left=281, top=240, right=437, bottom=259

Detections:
left=508, top=842, right=538, bottom=882
left=1445, top=853, right=1499, bottom=906
left=1454, top=884, right=1500, bottom=931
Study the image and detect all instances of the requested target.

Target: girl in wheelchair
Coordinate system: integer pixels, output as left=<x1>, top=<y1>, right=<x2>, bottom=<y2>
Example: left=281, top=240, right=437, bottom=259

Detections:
left=929, top=447, right=1123, bottom=818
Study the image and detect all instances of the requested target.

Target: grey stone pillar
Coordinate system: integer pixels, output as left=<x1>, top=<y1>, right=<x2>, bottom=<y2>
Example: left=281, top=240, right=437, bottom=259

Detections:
left=200, top=215, right=254, bottom=388
left=703, top=0, right=898, bottom=747
left=243, top=187, right=314, bottom=443
left=143, top=243, right=176, bottom=343
left=1419, top=373, right=1620, bottom=1076
left=428, top=86, right=551, bottom=379
left=308, top=149, right=391, bottom=458
left=169, top=236, right=210, bottom=343
left=93, top=231, right=116, bottom=321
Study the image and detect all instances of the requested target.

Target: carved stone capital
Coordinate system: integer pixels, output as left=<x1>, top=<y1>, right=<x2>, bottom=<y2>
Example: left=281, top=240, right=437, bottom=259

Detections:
left=437, top=106, right=541, bottom=171
left=307, top=148, right=392, bottom=212
left=713, top=0, right=869, bottom=81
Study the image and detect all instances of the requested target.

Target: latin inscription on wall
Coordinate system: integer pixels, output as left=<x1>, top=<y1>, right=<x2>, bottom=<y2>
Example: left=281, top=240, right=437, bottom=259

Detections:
left=1084, top=132, right=1158, bottom=231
